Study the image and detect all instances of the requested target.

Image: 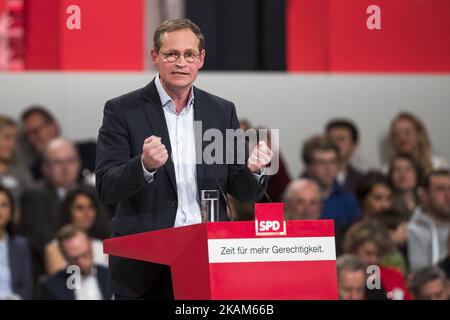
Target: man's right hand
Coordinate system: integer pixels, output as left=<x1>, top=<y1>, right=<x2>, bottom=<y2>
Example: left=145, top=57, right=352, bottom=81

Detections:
left=142, top=135, right=169, bottom=171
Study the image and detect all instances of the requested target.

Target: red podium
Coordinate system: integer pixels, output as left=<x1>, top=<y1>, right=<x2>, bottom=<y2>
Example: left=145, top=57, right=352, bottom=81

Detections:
left=103, top=203, right=338, bottom=300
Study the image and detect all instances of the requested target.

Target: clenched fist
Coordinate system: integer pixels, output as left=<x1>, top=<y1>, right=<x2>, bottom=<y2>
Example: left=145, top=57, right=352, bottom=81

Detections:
left=247, top=141, right=273, bottom=173
left=142, top=135, right=169, bottom=171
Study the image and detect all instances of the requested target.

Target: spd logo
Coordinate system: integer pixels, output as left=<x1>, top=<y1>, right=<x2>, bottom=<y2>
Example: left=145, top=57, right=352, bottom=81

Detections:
left=255, top=203, right=286, bottom=236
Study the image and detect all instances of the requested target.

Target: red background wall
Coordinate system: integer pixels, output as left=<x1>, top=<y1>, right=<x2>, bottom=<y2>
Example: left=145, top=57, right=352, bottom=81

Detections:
left=287, top=0, right=450, bottom=72
left=25, top=0, right=144, bottom=71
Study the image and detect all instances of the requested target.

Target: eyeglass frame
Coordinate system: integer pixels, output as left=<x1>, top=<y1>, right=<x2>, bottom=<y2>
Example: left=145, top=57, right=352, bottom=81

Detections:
left=158, top=50, right=202, bottom=63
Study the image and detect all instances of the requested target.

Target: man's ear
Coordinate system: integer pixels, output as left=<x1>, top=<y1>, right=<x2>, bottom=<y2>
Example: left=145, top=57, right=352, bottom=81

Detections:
left=150, top=48, right=159, bottom=67
left=197, top=49, right=206, bottom=69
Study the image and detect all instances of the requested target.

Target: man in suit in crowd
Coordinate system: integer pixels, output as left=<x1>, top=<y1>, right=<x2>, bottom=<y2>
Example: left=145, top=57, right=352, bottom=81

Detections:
left=20, top=106, right=97, bottom=182
left=39, top=225, right=111, bottom=300
left=301, top=135, right=361, bottom=230
left=96, top=18, right=272, bottom=300
left=325, top=119, right=363, bottom=195
left=18, top=138, right=97, bottom=282
left=283, top=178, right=322, bottom=221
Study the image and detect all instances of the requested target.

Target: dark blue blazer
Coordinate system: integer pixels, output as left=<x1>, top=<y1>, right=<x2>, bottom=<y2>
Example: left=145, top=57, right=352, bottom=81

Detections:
left=39, top=265, right=111, bottom=300
left=8, top=235, right=33, bottom=300
left=96, top=79, right=265, bottom=298
left=341, top=165, right=363, bottom=195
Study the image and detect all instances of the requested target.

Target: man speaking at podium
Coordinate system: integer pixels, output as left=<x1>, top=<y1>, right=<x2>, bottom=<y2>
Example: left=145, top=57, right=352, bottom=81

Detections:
left=96, top=18, right=273, bottom=300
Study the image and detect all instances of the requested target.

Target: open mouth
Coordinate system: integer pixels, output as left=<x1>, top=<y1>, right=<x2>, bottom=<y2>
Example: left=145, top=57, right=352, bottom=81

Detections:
left=171, top=72, right=189, bottom=76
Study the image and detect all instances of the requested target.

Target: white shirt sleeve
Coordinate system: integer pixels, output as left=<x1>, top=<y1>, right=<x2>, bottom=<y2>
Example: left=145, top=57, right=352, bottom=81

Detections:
left=141, top=158, right=157, bottom=183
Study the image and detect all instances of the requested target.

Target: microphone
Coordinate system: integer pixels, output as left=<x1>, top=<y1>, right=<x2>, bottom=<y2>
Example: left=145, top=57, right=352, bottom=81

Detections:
left=263, top=190, right=272, bottom=203
left=207, top=165, right=234, bottom=222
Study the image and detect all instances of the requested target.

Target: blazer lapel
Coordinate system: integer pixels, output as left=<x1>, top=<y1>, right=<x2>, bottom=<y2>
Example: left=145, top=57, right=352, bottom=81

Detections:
left=7, top=239, right=18, bottom=291
left=62, top=272, right=76, bottom=300
left=193, top=87, right=210, bottom=196
left=141, top=80, right=177, bottom=195
left=96, top=266, right=110, bottom=300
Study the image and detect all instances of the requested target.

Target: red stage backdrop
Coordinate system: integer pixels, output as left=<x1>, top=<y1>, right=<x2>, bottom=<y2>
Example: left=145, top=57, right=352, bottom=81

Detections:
left=25, top=0, right=144, bottom=70
left=287, top=0, right=450, bottom=72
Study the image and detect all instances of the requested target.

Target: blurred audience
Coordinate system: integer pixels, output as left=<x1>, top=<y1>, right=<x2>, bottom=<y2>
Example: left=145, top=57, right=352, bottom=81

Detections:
left=410, top=266, right=449, bottom=300
left=0, top=185, right=33, bottom=300
left=0, top=115, right=33, bottom=221
left=388, top=153, right=423, bottom=218
left=39, top=225, right=112, bottom=300
left=301, top=135, right=360, bottom=230
left=336, top=254, right=367, bottom=300
left=17, top=138, right=99, bottom=282
left=44, top=187, right=109, bottom=274
left=283, top=178, right=321, bottom=220
left=247, top=123, right=291, bottom=202
left=408, top=169, right=450, bottom=272
left=356, top=171, right=393, bottom=218
left=344, top=219, right=412, bottom=300
left=260, top=128, right=291, bottom=203
left=325, top=118, right=363, bottom=195
left=373, top=208, right=409, bottom=276
left=387, top=112, right=449, bottom=174
left=1, top=104, right=449, bottom=301
left=20, top=106, right=97, bottom=183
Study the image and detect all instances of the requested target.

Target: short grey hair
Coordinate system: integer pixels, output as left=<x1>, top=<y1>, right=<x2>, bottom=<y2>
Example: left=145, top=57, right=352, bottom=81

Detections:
left=282, top=178, right=321, bottom=203
left=153, top=18, right=204, bottom=53
left=410, top=266, right=447, bottom=299
left=336, top=254, right=366, bottom=276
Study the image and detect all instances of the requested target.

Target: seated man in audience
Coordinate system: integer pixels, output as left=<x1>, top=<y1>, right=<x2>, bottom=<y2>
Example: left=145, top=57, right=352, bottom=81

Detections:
left=20, top=106, right=97, bottom=183
left=301, top=135, right=360, bottom=230
left=336, top=254, right=367, bottom=300
left=18, top=138, right=98, bottom=282
left=408, top=169, right=450, bottom=272
left=39, top=225, right=112, bottom=300
left=325, top=118, right=363, bottom=195
left=283, top=178, right=321, bottom=220
left=410, top=266, right=449, bottom=300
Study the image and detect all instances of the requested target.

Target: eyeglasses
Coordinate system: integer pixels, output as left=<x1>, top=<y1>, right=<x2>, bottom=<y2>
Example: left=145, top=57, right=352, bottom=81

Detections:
left=159, top=50, right=200, bottom=63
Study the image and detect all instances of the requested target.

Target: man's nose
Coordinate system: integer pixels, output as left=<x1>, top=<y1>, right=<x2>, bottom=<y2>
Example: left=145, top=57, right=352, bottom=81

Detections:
left=175, top=55, right=188, bottom=66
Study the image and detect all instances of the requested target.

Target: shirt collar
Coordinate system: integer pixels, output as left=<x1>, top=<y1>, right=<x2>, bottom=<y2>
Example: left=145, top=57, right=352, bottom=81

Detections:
left=154, top=74, right=194, bottom=112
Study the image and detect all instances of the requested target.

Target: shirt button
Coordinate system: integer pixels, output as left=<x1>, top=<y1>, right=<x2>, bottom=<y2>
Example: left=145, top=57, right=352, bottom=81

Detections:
left=169, top=201, right=177, bottom=208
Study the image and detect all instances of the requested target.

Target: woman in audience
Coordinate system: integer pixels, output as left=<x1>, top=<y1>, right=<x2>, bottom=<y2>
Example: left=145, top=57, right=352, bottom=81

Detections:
left=0, top=185, right=33, bottom=299
left=373, top=208, right=409, bottom=276
left=0, top=115, right=33, bottom=223
left=356, top=171, right=393, bottom=218
left=387, top=112, right=449, bottom=174
left=388, top=153, right=423, bottom=218
left=344, top=219, right=412, bottom=300
left=43, top=187, right=109, bottom=274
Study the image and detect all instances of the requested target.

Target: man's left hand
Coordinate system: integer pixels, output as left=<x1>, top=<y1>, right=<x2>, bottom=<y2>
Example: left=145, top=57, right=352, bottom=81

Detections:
left=247, top=141, right=273, bottom=173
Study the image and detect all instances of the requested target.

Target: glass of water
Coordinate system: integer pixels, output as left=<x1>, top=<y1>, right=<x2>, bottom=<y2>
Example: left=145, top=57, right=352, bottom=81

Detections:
left=201, top=190, right=219, bottom=223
